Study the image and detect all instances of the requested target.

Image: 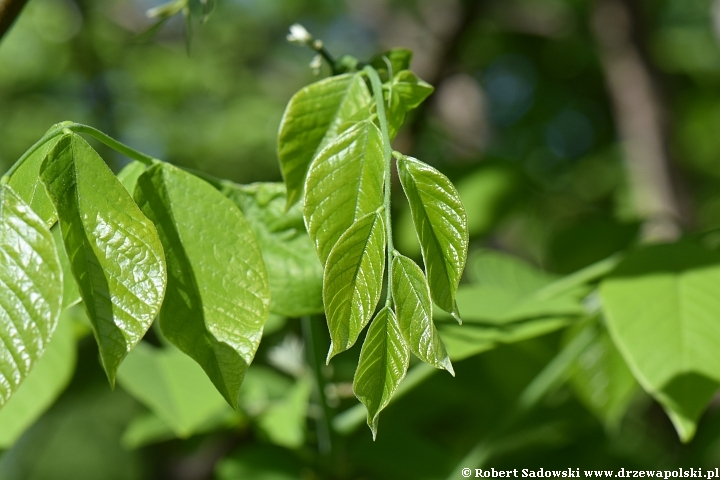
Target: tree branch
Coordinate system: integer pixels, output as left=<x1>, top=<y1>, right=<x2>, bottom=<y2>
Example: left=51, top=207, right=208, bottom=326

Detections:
left=0, top=0, right=29, bottom=42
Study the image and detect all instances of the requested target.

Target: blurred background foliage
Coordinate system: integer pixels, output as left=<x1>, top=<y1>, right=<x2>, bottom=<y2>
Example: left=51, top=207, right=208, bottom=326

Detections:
left=4, top=0, right=720, bottom=478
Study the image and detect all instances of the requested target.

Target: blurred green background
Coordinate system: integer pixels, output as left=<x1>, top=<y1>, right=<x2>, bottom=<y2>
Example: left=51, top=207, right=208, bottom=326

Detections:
left=3, top=0, right=720, bottom=478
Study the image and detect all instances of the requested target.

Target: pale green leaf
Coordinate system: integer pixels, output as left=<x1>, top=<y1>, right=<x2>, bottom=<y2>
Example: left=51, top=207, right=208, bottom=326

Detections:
left=353, top=307, right=409, bottom=439
left=304, top=120, right=385, bottom=264
left=323, top=210, right=386, bottom=360
left=116, top=161, right=147, bottom=195
left=116, top=342, right=239, bottom=438
left=40, top=134, right=166, bottom=384
left=51, top=226, right=80, bottom=310
left=392, top=253, right=453, bottom=375
left=0, top=185, right=63, bottom=408
left=369, top=48, right=413, bottom=82
left=397, top=155, right=468, bottom=319
left=134, top=163, right=270, bottom=409
left=278, top=73, right=373, bottom=208
left=219, top=182, right=323, bottom=317
left=386, top=70, right=434, bottom=139
left=0, top=305, right=76, bottom=448
left=600, top=241, right=720, bottom=442
left=257, top=376, right=312, bottom=449
left=8, top=130, right=63, bottom=227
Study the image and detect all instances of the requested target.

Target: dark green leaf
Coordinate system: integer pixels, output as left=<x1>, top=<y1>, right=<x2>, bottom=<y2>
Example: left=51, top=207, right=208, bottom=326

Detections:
left=278, top=73, right=373, bottom=208
left=0, top=185, right=63, bottom=408
left=304, top=120, right=385, bottom=264
left=600, top=241, right=720, bottom=441
left=220, top=182, right=323, bottom=317
left=353, top=307, right=409, bottom=438
left=134, top=163, right=270, bottom=409
left=392, top=253, right=453, bottom=375
left=40, top=134, right=166, bottom=384
left=323, top=210, right=386, bottom=360
left=386, top=70, right=434, bottom=139
left=397, top=155, right=468, bottom=320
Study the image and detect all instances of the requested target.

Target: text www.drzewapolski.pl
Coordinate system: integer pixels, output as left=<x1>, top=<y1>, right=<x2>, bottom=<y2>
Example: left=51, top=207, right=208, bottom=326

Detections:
left=461, top=468, right=719, bottom=479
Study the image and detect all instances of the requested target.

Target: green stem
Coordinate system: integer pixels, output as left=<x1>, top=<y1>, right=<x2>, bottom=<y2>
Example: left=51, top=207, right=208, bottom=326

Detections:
left=5, top=121, right=160, bottom=180
left=364, top=65, right=395, bottom=308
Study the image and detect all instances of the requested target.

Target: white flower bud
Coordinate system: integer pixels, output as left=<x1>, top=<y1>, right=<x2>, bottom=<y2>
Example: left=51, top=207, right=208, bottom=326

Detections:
left=310, top=54, right=322, bottom=75
left=286, top=23, right=313, bottom=45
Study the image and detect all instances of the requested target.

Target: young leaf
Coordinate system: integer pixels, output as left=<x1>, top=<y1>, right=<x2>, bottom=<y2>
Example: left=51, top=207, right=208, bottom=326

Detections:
left=353, top=307, right=409, bottom=439
left=397, top=155, right=468, bottom=320
left=369, top=48, right=413, bottom=82
left=278, top=73, right=373, bottom=208
left=386, top=70, right=434, bottom=139
left=40, top=134, right=166, bottom=384
left=116, top=161, right=147, bottom=195
left=9, top=131, right=63, bottom=227
left=0, top=185, right=63, bottom=407
left=304, top=120, right=385, bottom=264
left=324, top=210, right=386, bottom=361
left=134, top=163, right=270, bottom=409
left=392, top=253, right=453, bottom=375
left=220, top=182, right=323, bottom=317
left=600, top=242, right=720, bottom=442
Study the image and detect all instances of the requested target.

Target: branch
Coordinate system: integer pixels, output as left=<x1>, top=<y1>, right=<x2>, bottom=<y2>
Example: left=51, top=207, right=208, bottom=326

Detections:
left=0, top=0, right=29, bottom=42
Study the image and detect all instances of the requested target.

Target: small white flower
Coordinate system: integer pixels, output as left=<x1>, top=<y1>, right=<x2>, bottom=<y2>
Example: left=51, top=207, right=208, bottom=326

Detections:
left=310, top=54, right=322, bottom=75
left=286, top=23, right=313, bottom=45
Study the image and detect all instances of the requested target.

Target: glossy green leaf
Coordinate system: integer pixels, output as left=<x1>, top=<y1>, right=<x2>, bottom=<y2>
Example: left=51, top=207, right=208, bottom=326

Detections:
left=0, top=185, right=63, bottom=408
left=134, top=163, right=270, bottom=409
left=278, top=73, right=373, bottom=208
left=116, top=161, right=147, bottom=195
left=40, top=134, right=166, bottom=384
left=386, top=70, right=434, bottom=139
left=353, top=307, right=409, bottom=439
left=397, top=155, right=468, bottom=319
left=116, top=342, right=238, bottom=438
left=257, top=376, right=312, bottom=449
left=220, top=182, right=323, bottom=317
left=323, top=210, right=386, bottom=360
left=392, top=253, right=453, bottom=375
left=51, top=227, right=81, bottom=310
left=600, top=242, right=720, bottom=442
left=304, top=120, right=385, bottom=264
left=0, top=304, right=76, bottom=448
left=8, top=130, right=63, bottom=227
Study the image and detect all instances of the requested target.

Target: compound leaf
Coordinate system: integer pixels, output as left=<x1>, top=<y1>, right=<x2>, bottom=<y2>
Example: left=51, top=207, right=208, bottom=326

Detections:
left=324, top=210, right=386, bottom=361
left=392, top=253, right=453, bottom=375
left=134, top=163, right=270, bottom=409
left=278, top=73, right=373, bottom=208
left=353, top=307, right=409, bottom=439
left=0, top=185, right=63, bottom=408
left=304, top=120, right=385, bottom=264
left=397, top=155, right=468, bottom=320
left=40, top=134, right=166, bottom=384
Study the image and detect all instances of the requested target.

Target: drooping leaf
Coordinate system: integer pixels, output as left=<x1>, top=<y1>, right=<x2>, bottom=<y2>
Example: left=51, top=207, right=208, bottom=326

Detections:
left=368, top=48, right=413, bottom=82
left=116, top=161, right=147, bottom=195
left=219, top=182, right=323, bottom=317
left=0, top=306, right=77, bottom=448
left=323, top=210, right=386, bottom=361
left=134, top=163, right=270, bottom=409
left=51, top=226, right=81, bottom=310
left=256, top=375, right=312, bottom=449
left=392, top=253, right=453, bottom=375
left=600, top=241, right=720, bottom=442
left=0, top=185, right=63, bottom=408
left=40, top=134, right=166, bottom=384
left=278, top=73, right=373, bottom=208
left=385, top=70, right=434, bottom=139
left=9, top=131, right=63, bottom=227
left=397, top=155, right=468, bottom=319
left=353, top=307, right=409, bottom=439
left=304, top=120, right=385, bottom=264
left=116, top=342, right=239, bottom=438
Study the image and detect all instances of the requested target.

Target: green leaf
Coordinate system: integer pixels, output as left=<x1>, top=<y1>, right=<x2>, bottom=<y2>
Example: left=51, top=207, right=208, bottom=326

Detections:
left=397, top=155, right=468, bottom=319
left=600, top=241, right=720, bottom=442
left=116, top=342, right=239, bottom=438
left=116, top=161, right=147, bottom=195
left=0, top=305, right=76, bottom=448
left=9, top=132, right=63, bottom=227
left=392, top=253, right=453, bottom=375
left=219, top=182, right=323, bottom=317
left=386, top=70, right=434, bottom=139
left=39, top=134, right=166, bottom=384
left=324, top=210, right=386, bottom=360
left=134, top=163, right=270, bottom=409
left=51, top=226, right=81, bottom=310
left=278, top=73, right=373, bottom=208
left=368, top=48, right=413, bottom=82
left=256, top=376, right=312, bottom=449
left=0, top=185, right=63, bottom=408
left=353, top=307, right=409, bottom=439
left=304, top=120, right=386, bottom=264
